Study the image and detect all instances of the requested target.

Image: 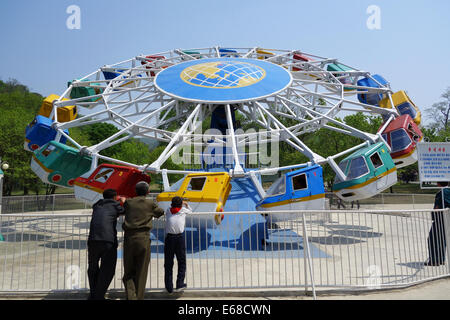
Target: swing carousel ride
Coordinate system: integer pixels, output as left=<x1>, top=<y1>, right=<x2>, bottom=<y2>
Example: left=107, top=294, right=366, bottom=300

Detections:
left=24, top=46, right=423, bottom=226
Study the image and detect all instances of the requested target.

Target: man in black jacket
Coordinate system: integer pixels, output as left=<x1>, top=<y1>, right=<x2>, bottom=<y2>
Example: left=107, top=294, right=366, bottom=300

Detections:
left=87, top=189, right=125, bottom=300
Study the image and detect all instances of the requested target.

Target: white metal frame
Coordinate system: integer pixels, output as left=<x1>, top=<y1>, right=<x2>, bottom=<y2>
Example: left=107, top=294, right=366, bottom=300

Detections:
left=48, top=46, right=400, bottom=192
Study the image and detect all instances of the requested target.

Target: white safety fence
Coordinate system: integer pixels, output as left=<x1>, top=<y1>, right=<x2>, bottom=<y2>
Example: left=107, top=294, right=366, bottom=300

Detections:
left=0, top=193, right=435, bottom=214
left=0, top=193, right=159, bottom=214
left=0, top=209, right=448, bottom=295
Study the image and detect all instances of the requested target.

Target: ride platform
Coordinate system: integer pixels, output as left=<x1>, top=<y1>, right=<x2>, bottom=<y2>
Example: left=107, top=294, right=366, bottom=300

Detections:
left=122, top=169, right=327, bottom=259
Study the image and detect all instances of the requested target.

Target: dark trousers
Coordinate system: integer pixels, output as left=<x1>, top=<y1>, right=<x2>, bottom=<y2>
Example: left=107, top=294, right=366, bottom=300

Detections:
left=122, top=233, right=151, bottom=300
left=428, top=213, right=447, bottom=264
left=164, top=233, right=186, bottom=291
left=87, top=241, right=117, bottom=300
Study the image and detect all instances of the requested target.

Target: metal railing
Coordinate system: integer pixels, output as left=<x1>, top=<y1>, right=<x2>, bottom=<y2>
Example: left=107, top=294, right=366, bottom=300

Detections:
left=325, top=193, right=435, bottom=210
left=0, top=192, right=435, bottom=214
left=0, top=194, right=89, bottom=214
left=0, top=193, right=159, bottom=214
left=0, top=209, right=448, bottom=294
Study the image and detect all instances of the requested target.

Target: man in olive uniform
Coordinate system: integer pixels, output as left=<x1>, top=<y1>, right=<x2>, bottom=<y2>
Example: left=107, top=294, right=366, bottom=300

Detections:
left=122, top=181, right=164, bottom=300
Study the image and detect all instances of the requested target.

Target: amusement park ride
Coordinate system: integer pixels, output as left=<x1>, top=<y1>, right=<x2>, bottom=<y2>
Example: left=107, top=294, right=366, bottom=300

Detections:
left=25, top=46, right=424, bottom=229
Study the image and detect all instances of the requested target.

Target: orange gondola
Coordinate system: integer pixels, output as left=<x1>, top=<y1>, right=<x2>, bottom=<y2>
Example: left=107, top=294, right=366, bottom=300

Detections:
left=74, top=164, right=151, bottom=204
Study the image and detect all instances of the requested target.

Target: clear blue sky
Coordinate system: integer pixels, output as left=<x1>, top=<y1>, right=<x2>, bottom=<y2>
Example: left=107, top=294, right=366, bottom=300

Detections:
left=1, top=0, right=449, bottom=126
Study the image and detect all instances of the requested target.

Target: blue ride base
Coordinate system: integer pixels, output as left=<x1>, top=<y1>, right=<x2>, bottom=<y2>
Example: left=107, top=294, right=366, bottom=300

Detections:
left=117, top=173, right=328, bottom=259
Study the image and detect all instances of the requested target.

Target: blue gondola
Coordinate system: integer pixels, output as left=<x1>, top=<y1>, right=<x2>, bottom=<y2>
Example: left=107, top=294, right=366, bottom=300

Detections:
left=219, top=48, right=239, bottom=57
left=256, top=165, right=325, bottom=222
left=357, top=74, right=389, bottom=105
left=103, top=69, right=123, bottom=80
left=102, top=69, right=142, bottom=88
left=24, top=115, right=68, bottom=152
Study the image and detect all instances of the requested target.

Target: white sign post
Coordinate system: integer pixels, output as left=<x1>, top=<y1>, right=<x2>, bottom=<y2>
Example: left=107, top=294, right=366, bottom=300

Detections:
left=417, top=142, right=450, bottom=268
left=417, top=142, right=450, bottom=187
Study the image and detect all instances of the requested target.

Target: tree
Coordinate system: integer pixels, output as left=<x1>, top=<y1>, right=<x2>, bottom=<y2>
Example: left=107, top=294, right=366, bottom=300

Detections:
left=421, top=123, right=450, bottom=142
left=81, top=122, right=126, bottom=158
left=425, top=87, right=450, bottom=131
left=0, top=79, right=46, bottom=196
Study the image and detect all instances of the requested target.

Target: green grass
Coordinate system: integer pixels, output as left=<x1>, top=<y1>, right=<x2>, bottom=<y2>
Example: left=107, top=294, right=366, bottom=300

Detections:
left=382, top=183, right=437, bottom=194
left=10, top=186, right=74, bottom=196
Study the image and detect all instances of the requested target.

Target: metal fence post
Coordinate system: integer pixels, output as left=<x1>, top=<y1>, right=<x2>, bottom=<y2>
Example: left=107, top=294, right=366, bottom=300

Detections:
left=0, top=174, right=3, bottom=214
left=302, top=213, right=316, bottom=300
left=303, top=214, right=308, bottom=294
left=444, top=209, right=450, bottom=275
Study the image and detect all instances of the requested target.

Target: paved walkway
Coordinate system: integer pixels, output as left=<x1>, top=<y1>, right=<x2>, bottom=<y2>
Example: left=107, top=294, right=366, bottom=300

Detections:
left=1, top=202, right=448, bottom=300
left=0, top=277, right=448, bottom=300
left=166, top=277, right=450, bottom=300
left=317, top=278, right=450, bottom=300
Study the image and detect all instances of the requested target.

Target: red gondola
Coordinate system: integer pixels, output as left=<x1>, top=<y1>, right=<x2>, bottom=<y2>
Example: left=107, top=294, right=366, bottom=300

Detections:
left=292, top=53, right=313, bottom=71
left=381, top=114, right=423, bottom=168
left=74, top=164, right=151, bottom=204
left=141, top=55, right=168, bottom=77
left=292, top=53, right=320, bottom=80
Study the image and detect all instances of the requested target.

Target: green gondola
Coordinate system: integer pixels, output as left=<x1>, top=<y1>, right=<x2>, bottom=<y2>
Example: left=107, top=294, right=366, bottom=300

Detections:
left=31, top=141, right=92, bottom=188
left=68, top=79, right=103, bottom=103
left=181, top=50, right=202, bottom=59
left=327, top=63, right=355, bottom=91
left=332, top=142, right=397, bottom=201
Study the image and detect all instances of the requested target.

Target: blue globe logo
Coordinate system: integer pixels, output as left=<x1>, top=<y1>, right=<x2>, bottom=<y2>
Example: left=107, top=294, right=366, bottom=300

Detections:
left=180, top=61, right=266, bottom=89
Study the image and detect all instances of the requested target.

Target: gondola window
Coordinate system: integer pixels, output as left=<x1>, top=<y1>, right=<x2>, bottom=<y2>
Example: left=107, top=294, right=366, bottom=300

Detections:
left=370, top=152, right=383, bottom=169
left=188, top=177, right=206, bottom=191
left=292, top=174, right=308, bottom=191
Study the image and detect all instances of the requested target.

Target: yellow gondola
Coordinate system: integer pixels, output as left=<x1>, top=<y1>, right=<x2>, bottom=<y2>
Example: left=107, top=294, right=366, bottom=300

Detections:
left=157, top=172, right=232, bottom=225
left=39, top=94, right=77, bottom=123
left=256, top=48, right=274, bottom=60
left=379, top=91, right=421, bottom=125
